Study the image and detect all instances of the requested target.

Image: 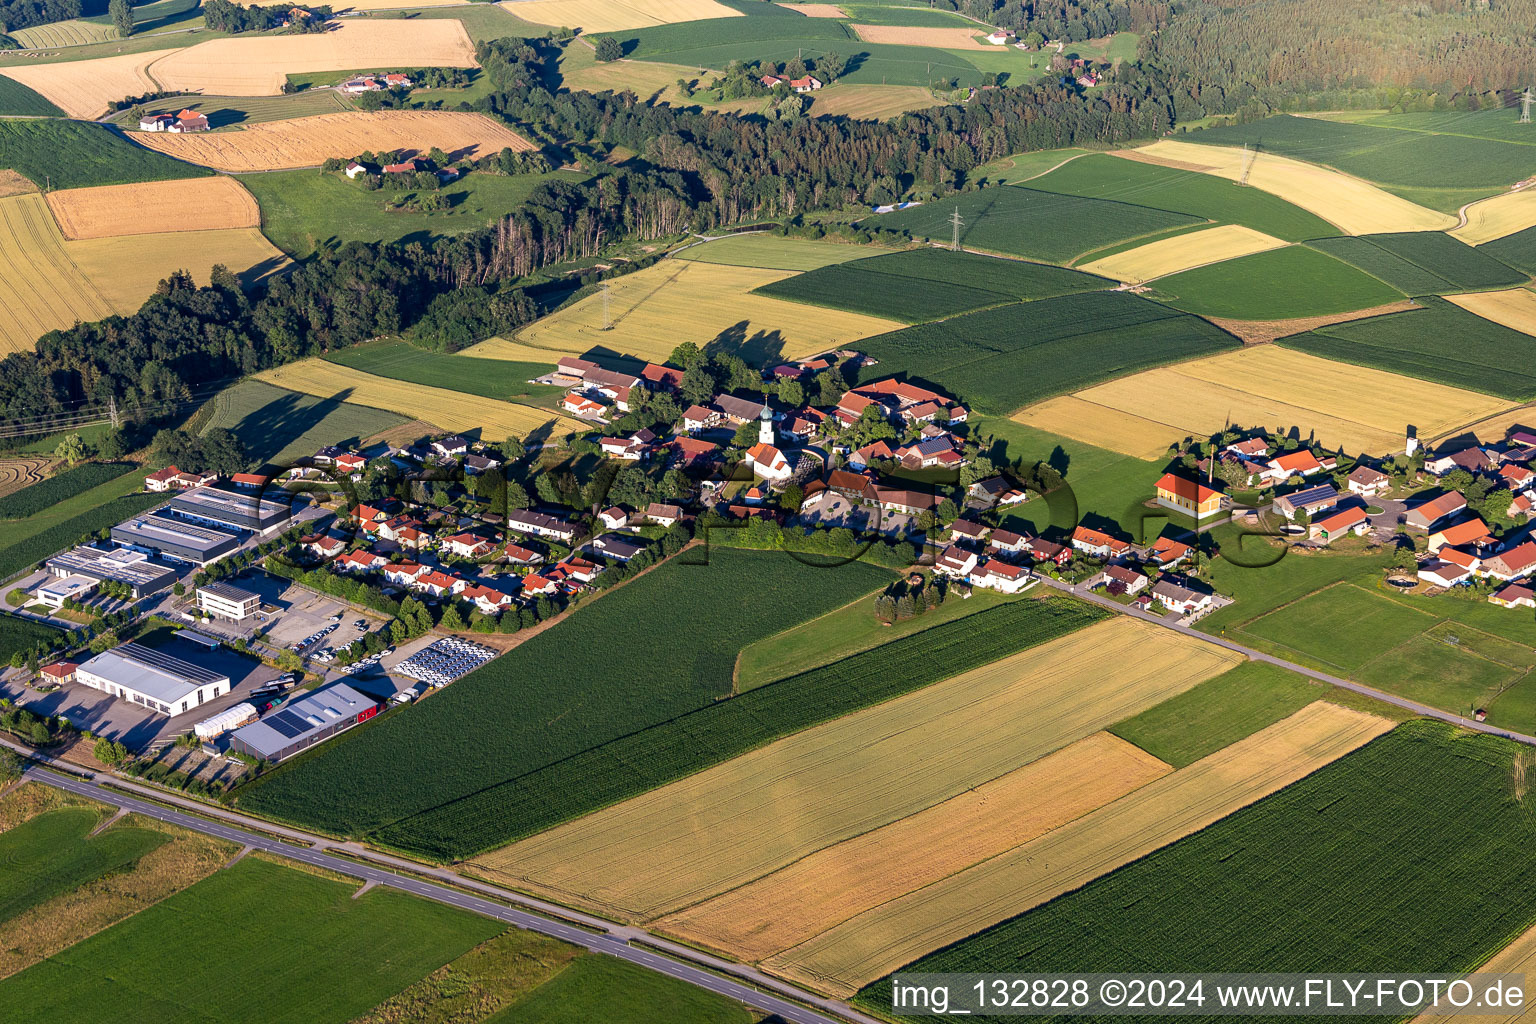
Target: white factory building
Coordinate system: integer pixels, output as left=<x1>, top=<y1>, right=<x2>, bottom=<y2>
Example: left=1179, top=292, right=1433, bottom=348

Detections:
left=75, top=643, right=231, bottom=718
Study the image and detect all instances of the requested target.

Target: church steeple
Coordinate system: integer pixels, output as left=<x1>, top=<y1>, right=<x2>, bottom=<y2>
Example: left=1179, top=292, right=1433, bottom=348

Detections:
left=758, top=404, right=774, bottom=446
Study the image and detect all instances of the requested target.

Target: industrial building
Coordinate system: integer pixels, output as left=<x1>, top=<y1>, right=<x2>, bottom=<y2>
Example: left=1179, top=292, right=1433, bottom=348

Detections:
left=75, top=643, right=231, bottom=718
left=169, top=485, right=293, bottom=535
left=227, top=683, right=378, bottom=762
left=196, top=581, right=261, bottom=621
left=112, top=511, right=241, bottom=566
left=44, top=546, right=179, bottom=599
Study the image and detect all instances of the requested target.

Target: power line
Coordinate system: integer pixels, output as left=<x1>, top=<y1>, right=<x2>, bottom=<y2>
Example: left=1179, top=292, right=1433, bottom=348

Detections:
left=1522, top=87, right=1532, bottom=124
left=950, top=206, right=963, bottom=251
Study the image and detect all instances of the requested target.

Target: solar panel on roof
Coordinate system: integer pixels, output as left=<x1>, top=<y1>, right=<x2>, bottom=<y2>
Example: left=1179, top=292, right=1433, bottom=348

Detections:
left=263, top=711, right=309, bottom=739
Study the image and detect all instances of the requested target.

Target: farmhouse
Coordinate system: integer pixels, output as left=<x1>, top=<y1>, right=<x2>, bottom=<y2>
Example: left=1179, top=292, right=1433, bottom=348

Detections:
left=505, top=508, right=577, bottom=543
left=850, top=440, right=895, bottom=469
left=1426, top=516, right=1492, bottom=553
left=665, top=436, right=720, bottom=469
left=1479, top=541, right=1536, bottom=581
left=682, top=404, right=722, bottom=432
left=714, top=394, right=767, bottom=424
left=895, top=436, right=961, bottom=470
left=1154, top=473, right=1229, bottom=520
left=1271, top=483, right=1339, bottom=521
left=949, top=518, right=990, bottom=544
left=145, top=465, right=217, bottom=491
left=172, top=109, right=209, bottom=132
left=1418, top=558, right=1473, bottom=589
left=1491, top=583, right=1536, bottom=609
left=1261, top=449, right=1329, bottom=482
left=75, top=643, right=230, bottom=718
left=1427, top=446, right=1496, bottom=477
left=974, top=558, right=1029, bottom=593
left=228, top=682, right=378, bottom=762
left=790, top=76, right=823, bottom=93
left=985, top=29, right=1012, bottom=44
left=563, top=394, right=606, bottom=418
left=1309, top=505, right=1369, bottom=544
left=1347, top=465, right=1391, bottom=497
left=1405, top=491, right=1468, bottom=530
left=598, top=507, right=629, bottom=530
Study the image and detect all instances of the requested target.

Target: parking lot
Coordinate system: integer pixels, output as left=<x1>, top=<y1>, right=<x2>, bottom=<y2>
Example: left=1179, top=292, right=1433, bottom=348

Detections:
left=210, top=572, right=388, bottom=651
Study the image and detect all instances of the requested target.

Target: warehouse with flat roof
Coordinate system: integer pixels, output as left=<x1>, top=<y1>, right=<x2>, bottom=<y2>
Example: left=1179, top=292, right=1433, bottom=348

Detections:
left=45, top=546, right=179, bottom=598
left=169, top=485, right=293, bottom=534
left=227, top=682, right=378, bottom=762
left=112, top=512, right=240, bottom=566
left=75, top=643, right=231, bottom=718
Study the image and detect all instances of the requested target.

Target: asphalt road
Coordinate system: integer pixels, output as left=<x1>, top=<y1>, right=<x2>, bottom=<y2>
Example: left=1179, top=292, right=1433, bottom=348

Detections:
left=1038, top=575, right=1536, bottom=745
left=18, top=763, right=876, bottom=1024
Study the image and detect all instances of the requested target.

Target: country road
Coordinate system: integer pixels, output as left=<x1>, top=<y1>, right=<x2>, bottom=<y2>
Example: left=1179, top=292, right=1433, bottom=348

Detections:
left=9, top=757, right=877, bottom=1024
left=1034, top=574, right=1536, bottom=746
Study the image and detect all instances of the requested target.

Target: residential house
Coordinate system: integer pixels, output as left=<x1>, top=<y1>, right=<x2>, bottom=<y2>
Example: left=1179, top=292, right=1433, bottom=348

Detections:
left=460, top=584, right=515, bottom=615
left=988, top=529, right=1028, bottom=556
left=935, top=545, right=979, bottom=577
left=464, top=453, right=502, bottom=475
left=682, top=404, right=721, bottom=433
left=563, top=394, right=606, bottom=418
left=782, top=408, right=826, bottom=441
left=1071, top=525, right=1131, bottom=560
left=1309, top=505, right=1369, bottom=544
left=1426, top=516, right=1492, bottom=554
left=1147, top=535, right=1194, bottom=568
left=1225, top=438, right=1270, bottom=460
left=1155, top=473, right=1229, bottom=520
left=896, top=436, right=961, bottom=470
left=1261, top=449, right=1328, bottom=483
left=442, top=532, right=496, bottom=559
left=344, top=161, right=367, bottom=179
left=1516, top=493, right=1535, bottom=520
left=1099, top=564, right=1148, bottom=595
left=790, top=75, right=822, bottom=93
left=591, top=533, right=646, bottom=562
left=875, top=488, right=941, bottom=516
left=949, top=519, right=990, bottom=544
left=1347, top=466, right=1391, bottom=497
left=1025, top=537, right=1072, bottom=567
left=502, top=542, right=543, bottom=567
left=305, top=535, right=345, bottom=560
left=968, top=475, right=1028, bottom=507
left=600, top=435, right=646, bottom=461
left=430, top=436, right=469, bottom=460
left=310, top=445, right=347, bottom=466
left=642, top=363, right=684, bottom=391
left=665, top=436, right=720, bottom=470
left=382, top=563, right=429, bottom=587
left=39, top=661, right=78, bottom=685
left=974, top=558, right=1029, bottom=593
left=505, top=509, right=577, bottom=543
left=985, top=29, right=1012, bottom=44
left=171, top=109, right=208, bottom=132
left=334, top=549, right=386, bottom=573
left=340, top=76, right=384, bottom=93
left=1427, top=446, right=1496, bottom=477
left=1491, top=582, right=1536, bottom=609
left=1404, top=491, right=1468, bottom=530
left=1500, top=463, right=1534, bottom=491
left=414, top=570, right=467, bottom=599
left=378, top=516, right=429, bottom=550
left=382, top=73, right=412, bottom=88
left=598, top=507, right=629, bottom=530
left=1151, top=579, right=1214, bottom=616
left=1479, top=541, right=1536, bottom=582
left=334, top=452, right=366, bottom=477
left=645, top=503, right=684, bottom=528
left=1271, top=483, right=1339, bottom=521
left=138, top=113, right=178, bottom=131
left=849, top=440, right=895, bottom=469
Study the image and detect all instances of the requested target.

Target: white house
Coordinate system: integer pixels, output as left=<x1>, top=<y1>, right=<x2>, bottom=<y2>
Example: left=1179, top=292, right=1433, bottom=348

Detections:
left=744, top=442, right=793, bottom=482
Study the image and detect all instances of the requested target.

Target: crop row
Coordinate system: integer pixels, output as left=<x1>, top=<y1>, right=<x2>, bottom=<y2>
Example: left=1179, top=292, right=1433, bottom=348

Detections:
left=1306, top=236, right=1456, bottom=295
left=1361, top=231, right=1525, bottom=291
left=0, top=492, right=164, bottom=582
left=371, top=597, right=1110, bottom=860
left=858, top=721, right=1536, bottom=1020
left=0, top=461, right=136, bottom=521
left=0, top=121, right=210, bottom=192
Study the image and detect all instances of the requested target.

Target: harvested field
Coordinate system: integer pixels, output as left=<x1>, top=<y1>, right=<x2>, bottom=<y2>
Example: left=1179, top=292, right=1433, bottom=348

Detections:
left=1013, top=344, right=1512, bottom=458
left=0, top=48, right=179, bottom=120
left=1455, top=189, right=1536, bottom=246
left=658, top=732, right=1171, bottom=961
left=335, top=0, right=468, bottom=8
left=1205, top=299, right=1420, bottom=344
left=517, top=260, right=904, bottom=362
left=808, top=84, right=938, bottom=120
left=1078, top=224, right=1286, bottom=283
left=0, top=194, right=113, bottom=355
left=255, top=358, right=585, bottom=440
left=781, top=2, right=847, bottom=15
left=130, top=110, right=532, bottom=172
left=772, top=701, right=1393, bottom=997
left=458, top=336, right=567, bottom=364
left=0, top=458, right=54, bottom=500
left=147, top=21, right=476, bottom=96
left=673, top=233, right=893, bottom=270
left=1416, top=921, right=1536, bottom=1024
left=559, top=55, right=701, bottom=99
left=851, top=24, right=990, bottom=50
left=0, top=170, right=37, bottom=198
left=46, top=177, right=259, bottom=240
left=1446, top=287, right=1536, bottom=338
left=474, top=618, right=1238, bottom=921
left=501, top=0, right=742, bottom=32
left=7, top=17, right=116, bottom=49
left=1120, top=141, right=1455, bottom=235
left=67, top=228, right=286, bottom=311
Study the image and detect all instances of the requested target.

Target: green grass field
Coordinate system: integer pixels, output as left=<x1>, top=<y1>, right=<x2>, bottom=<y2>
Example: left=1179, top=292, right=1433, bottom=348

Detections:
left=735, top=586, right=1017, bottom=690
left=236, top=548, right=893, bottom=857
left=0, top=856, right=502, bottom=1024
left=859, top=721, right=1536, bottom=1015
left=754, top=248, right=1108, bottom=322
left=1361, top=231, right=1526, bottom=289
left=106, top=89, right=354, bottom=129
left=675, top=232, right=891, bottom=270
left=876, top=185, right=1205, bottom=264
left=0, top=808, right=167, bottom=927
left=487, top=955, right=753, bottom=1024
left=1283, top=296, right=1536, bottom=400
left=198, top=379, right=407, bottom=467
left=325, top=340, right=562, bottom=405
left=0, top=467, right=162, bottom=582
left=1243, top=582, right=1440, bottom=672
left=852, top=289, right=1238, bottom=415
left=1027, top=152, right=1341, bottom=242
left=1108, top=661, right=1327, bottom=768
left=1186, top=113, right=1536, bottom=189
left=0, top=76, right=63, bottom=117
left=0, top=461, right=136, bottom=520
left=1151, top=244, right=1405, bottom=319
left=1482, top=224, right=1536, bottom=274
left=1305, top=235, right=1457, bottom=294
left=972, top=148, right=1090, bottom=185
left=0, top=120, right=211, bottom=190
left=239, top=169, right=585, bottom=258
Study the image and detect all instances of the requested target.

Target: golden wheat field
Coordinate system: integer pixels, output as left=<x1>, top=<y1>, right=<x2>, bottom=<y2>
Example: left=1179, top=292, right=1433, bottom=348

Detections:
left=807, top=84, right=940, bottom=120
left=0, top=194, right=114, bottom=354
left=45, top=177, right=260, bottom=240
left=559, top=56, right=701, bottom=101
left=6, top=16, right=116, bottom=49
left=516, top=260, right=904, bottom=362
left=1120, top=141, right=1456, bottom=235
left=1014, top=345, right=1513, bottom=459
left=457, top=336, right=568, bottom=363
left=1446, top=288, right=1536, bottom=338
left=500, top=0, right=741, bottom=32
left=473, top=618, right=1238, bottom=921
left=657, top=732, right=1171, bottom=962
left=69, top=228, right=287, bottom=310
left=146, top=21, right=476, bottom=96
left=1078, top=224, right=1287, bottom=283
left=851, top=24, right=992, bottom=50
left=130, top=110, right=533, bottom=172
left=0, top=48, right=179, bottom=119
left=1453, top=189, right=1536, bottom=246
left=256, top=358, right=585, bottom=440
left=766, top=702, right=1394, bottom=997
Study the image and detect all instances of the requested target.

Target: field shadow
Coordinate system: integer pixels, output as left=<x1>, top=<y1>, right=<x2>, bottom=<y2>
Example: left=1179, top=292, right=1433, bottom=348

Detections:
left=233, top=388, right=368, bottom=466
left=702, top=322, right=788, bottom=366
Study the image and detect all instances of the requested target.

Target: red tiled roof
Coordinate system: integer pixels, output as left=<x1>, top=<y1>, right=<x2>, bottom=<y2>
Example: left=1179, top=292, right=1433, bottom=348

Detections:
left=1156, top=473, right=1221, bottom=503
